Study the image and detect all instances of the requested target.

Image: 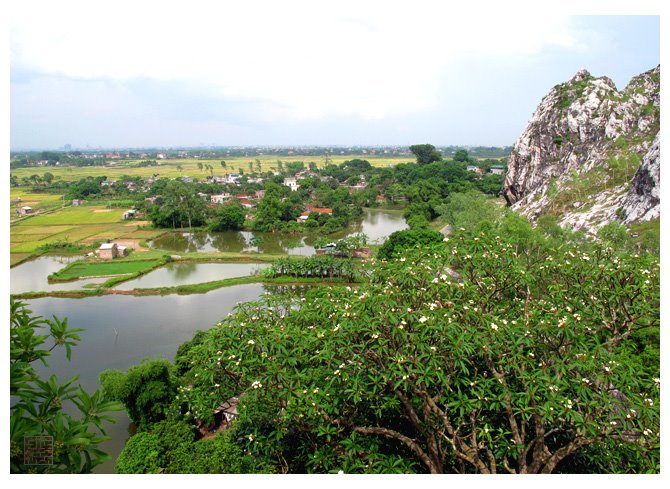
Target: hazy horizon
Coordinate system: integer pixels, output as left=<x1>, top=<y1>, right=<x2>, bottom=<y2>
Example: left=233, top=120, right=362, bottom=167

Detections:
left=9, top=3, right=660, bottom=151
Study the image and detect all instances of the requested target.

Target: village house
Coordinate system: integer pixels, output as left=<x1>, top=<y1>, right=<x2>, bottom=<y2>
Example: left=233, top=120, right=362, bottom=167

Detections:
left=122, top=209, right=137, bottom=220
left=210, top=175, right=227, bottom=184
left=283, top=177, right=300, bottom=191
left=97, top=242, right=128, bottom=260
left=18, top=206, right=34, bottom=216
left=211, top=193, right=232, bottom=204
left=97, top=243, right=118, bottom=260
left=466, top=165, right=484, bottom=175
left=238, top=198, right=255, bottom=210
left=489, top=165, right=506, bottom=175
left=297, top=206, right=333, bottom=222
left=72, top=199, right=84, bottom=206
left=225, top=174, right=242, bottom=184
left=348, top=183, right=368, bottom=192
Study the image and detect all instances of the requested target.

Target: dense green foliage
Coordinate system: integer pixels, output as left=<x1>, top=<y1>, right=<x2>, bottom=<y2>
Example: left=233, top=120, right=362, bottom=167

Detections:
left=410, top=144, right=443, bottom=165
left=264, top=256, right=360, bottom=281
left=10, top=300, right=122, bottom=473
left=172, top=224, right=659, bottom=474
left=149, top=180, right=208, bottom=229
left=209, top=202, right=246, bottom=231
left=376, top=228, right=444, bottom=260
left=100, top=358, right=176, bottom=429
left=115, top=432, right=163, bottom=473
left=114, top=418, right=267, bottom=474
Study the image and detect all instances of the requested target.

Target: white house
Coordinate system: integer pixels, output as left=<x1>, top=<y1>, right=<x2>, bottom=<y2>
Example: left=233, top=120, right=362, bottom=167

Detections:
left=283, top=177, right=300, bottom=191
left=211, top=193, right=232, bottom=204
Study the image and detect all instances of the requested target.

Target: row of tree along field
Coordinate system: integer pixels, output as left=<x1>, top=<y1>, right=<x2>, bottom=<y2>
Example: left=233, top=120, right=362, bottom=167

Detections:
left=12, top=146, right=505, bottom=240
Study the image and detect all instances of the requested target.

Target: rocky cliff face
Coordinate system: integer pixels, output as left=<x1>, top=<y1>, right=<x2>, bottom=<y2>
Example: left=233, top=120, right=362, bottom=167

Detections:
left=620, top=134, right=660, bottom=224
left=502, top=66, right=660, bottom=232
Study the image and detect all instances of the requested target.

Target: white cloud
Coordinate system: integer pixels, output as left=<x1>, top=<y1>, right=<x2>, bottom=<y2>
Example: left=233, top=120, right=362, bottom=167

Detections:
left=10, top=1, right=579, bottom=121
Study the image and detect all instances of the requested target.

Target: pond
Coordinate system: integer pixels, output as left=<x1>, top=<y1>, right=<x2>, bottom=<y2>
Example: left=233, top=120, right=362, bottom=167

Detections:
left=10, top=255, right=108, bottom=294
left=113, top=262, right=270, bottom=290
left=22, top=283, right=306, bottom=473
left=149, top=208, right=408, bottom=254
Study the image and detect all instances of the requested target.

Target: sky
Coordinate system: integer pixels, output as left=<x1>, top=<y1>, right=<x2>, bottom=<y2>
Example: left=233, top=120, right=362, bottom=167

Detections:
left=7, top=1, right=663, bottom=150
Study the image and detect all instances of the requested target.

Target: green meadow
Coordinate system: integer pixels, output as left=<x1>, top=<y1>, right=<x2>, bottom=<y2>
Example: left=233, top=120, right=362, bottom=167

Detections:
left=10, top=154, right=412, bottom=183
left=49, top=258, right=163, bottom=281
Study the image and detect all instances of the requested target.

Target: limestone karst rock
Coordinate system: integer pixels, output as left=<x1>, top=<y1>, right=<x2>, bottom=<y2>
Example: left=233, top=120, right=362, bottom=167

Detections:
left=502, top=66, right=659, bottom=232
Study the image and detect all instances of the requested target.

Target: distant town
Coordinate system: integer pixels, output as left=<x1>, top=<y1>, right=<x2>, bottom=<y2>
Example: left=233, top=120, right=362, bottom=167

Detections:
left=10, top=145, right=512, bottom=168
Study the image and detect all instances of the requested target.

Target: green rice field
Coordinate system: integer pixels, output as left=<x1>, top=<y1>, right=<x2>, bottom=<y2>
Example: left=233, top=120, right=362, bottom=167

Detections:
left=9, top=204, right=164, bottom=257
left=49, top=259, right=163, bottom=281
left=10, top=154, right=412, bottom=183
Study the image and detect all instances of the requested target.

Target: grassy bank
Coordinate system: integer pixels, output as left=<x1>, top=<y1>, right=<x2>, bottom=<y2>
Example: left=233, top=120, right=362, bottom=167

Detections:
left=48, top=258, right=166, bottom=282
left=11, top=275, right=358, bottom=300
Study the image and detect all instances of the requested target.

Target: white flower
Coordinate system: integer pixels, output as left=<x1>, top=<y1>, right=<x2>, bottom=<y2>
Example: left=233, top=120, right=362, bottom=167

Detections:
left=252, top=380, right=263, bottom=389
left=430, top=346, right=437, bottom=352
left=400, top=257, right=406, bottom=262
left=247, top=339, right=255, bottom=345
left=644, top=398, right=654, bottom=407
left=419, top=316, right=429, bottom=323
left=643, top=429, right=653, bottom=437
left=490, top=322, right=499, bottom=331
left=248, top=434, right=256, bottom=442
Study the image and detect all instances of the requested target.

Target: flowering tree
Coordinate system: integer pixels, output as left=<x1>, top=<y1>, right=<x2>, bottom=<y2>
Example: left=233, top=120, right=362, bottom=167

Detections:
left=176, top=230, right=660, bottom=473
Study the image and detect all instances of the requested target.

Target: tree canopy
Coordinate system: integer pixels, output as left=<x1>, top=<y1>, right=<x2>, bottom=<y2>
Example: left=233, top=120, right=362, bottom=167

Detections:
left=174, top=228, right=660, bottom=473
left=409, top=144, right=443, bottom=165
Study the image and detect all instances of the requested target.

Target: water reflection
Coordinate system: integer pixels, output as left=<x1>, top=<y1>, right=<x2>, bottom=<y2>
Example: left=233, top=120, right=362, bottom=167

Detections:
left=10, top=255, right=108, bottom=294
left=149, top=209, right=406, bottom=254
left=114, top=262, right=270, bottom=290
left=24, top=283, right=274, bottom=473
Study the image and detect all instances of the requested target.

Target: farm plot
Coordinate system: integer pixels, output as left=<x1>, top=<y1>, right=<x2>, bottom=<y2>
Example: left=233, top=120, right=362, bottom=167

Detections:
left=10, top=205, right=126, bottom=255
left=25, top=206, right=125, bottom=225
left=50, top=259, right=163, bottom=281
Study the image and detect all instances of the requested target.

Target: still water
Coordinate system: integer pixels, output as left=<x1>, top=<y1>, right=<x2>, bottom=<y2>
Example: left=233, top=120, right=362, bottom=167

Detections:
left=10, top=255, right=107, bottom=294
left=113, top=262, right=269, bottom=290
left=24, top=284, right=273, bottom=473
left=149, top=208, right=408, bottom=254
left=12, top=208, right=406, bottom=472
